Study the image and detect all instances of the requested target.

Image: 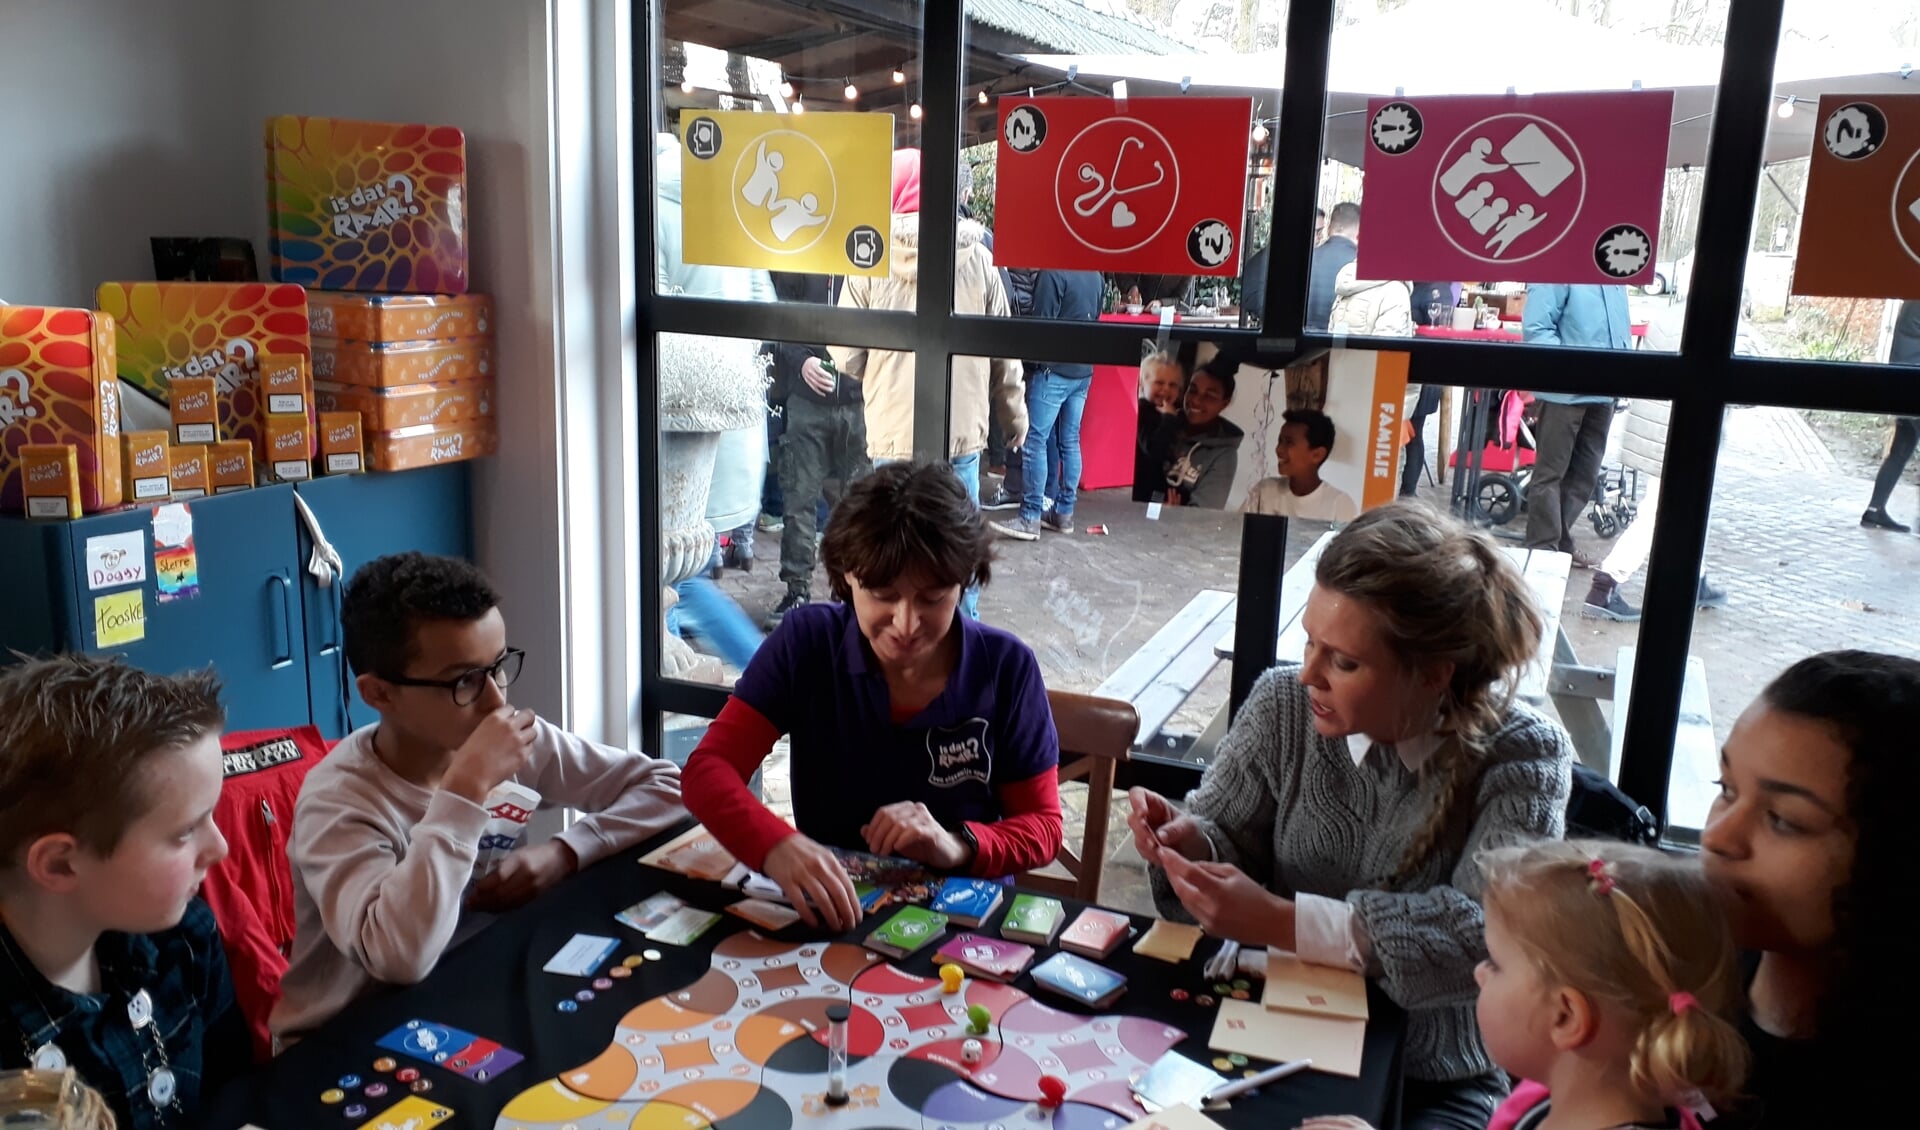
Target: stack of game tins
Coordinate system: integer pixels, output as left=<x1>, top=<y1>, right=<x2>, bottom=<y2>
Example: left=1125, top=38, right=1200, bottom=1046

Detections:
left=0, top=305, right=125, bottom=519
left=267, top=114, right=495, bottom=472
left=307, top=294, right=495, bottom=471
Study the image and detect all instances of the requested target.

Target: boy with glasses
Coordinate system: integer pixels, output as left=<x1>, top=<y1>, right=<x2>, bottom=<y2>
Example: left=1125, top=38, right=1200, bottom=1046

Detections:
left=271, top=553, right=684, bottom=1042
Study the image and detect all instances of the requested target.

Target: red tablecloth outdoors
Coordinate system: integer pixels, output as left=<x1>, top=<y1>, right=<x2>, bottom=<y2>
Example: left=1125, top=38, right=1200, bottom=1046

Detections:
left=1414, top=323, right=1650, bottom=343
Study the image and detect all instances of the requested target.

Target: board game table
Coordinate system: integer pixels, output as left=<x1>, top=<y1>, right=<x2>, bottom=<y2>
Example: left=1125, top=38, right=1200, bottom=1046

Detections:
left=204, top=829, right=1407, bottom=1130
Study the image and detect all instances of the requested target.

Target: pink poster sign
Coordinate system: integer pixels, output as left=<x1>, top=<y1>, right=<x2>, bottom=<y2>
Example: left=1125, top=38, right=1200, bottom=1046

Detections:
left=1355, top=91, right=1673, bottom=287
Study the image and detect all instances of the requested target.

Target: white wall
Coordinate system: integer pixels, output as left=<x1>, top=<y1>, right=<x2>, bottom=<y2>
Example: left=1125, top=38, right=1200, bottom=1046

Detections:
left=0, top=0, right=258, bottom=308
left=0, top=0, right=636, bottom=743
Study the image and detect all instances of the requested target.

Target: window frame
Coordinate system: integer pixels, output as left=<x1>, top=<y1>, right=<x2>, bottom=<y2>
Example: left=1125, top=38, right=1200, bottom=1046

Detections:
left=633, top=0, right=1920, bottom=832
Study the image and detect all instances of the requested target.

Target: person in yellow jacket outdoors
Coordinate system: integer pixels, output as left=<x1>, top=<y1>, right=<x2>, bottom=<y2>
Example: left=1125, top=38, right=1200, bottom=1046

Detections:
left=831, top=148, right=1027, bottom=620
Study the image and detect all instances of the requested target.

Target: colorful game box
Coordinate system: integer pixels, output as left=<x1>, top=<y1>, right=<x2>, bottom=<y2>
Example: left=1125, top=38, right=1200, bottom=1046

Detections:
left=266, top=415, right=312, bottom=481
left=315, top=378, right=492, bottom=432
left=319, top=410, right=364, bottom=474
left=311, top=336, right=493, bottom=388
left=367, top=419, right=497, bottom=472
left=210, top=440, right=254, bottom=493
left=169, top=377, right=217, bottom=446
left=308, top=292, right=492, bottom=342
left=168, top=445, right=209, bottom=499
left=259, top=352, right=310, bottom=417
left=122, top=430, right=170, bottom=502
left=0, top=305, right=124, bottom=514
left=267, top=114, right=469, bottom=294
left=94, top=282, right=313, bottom=459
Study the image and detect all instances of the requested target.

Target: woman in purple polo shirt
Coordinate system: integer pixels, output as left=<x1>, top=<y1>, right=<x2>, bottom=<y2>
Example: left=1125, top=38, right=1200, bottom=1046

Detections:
left=684, top=462, right=1063, bottom=931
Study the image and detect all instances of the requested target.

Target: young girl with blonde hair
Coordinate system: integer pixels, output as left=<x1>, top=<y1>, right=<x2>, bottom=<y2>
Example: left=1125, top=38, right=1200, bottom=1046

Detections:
left=1129, top=500, right=1575, bottom=1128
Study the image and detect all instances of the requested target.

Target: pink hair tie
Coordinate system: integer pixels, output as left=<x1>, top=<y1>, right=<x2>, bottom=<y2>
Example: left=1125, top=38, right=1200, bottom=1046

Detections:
left=1669, top=991, right=1700, bottom=1016
left=1586, top=857, right=1616, bottom=896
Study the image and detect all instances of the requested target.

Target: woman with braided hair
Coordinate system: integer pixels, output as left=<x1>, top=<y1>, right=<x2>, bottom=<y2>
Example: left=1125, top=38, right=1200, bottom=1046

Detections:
left=1127, top=500, right=1574, bottom=1129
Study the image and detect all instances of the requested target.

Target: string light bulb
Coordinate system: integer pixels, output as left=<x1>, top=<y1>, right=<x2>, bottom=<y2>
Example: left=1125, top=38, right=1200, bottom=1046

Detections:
left=844, top=79, right=859, bottom=100
left=793, top=96, right=805, bottom=114
left=779, top=75, right=794, bottom=98
left=909, top=103, right=923, bottom=120
left=680, top=78, right=694, bottom=94
left=1777, top=96, right=1795, bottom=118
left=978, top=89, right=989, bottom=105
left=1252, top=121, right=1269, bottom=144
left=892, top=66, right=907, bottom=84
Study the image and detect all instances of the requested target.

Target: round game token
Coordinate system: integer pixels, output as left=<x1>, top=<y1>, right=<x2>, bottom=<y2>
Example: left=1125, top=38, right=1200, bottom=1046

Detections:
left=372, top=1057, right=396, bottom=1073
left=1231, top=979, right=1250, bottom=991
left=1227, top=1054, right=1248, bottom=1066
left=365, top=1083, right=389, bottom=1098
left=1195, top=994, right=1216, bottom=1007
left=1230, top=989, right=1251, bottom=1001
left=1242, top=1069, right=1260, bottom=1079
left=1169, top=988, right=1189, bottom=1001
left=338, top=1075, right=362, bottom=1089
left=593, top=977, right=614, bottom=990
left=1213, top=983, right=1231, bottom=994
left=643, top=949, right=664, bottom=961
left=575, top=989, right=596, bottom=1002
left=624, top=955, right=645, bottom=969
left=558, top=1000, right=579, bottom=1013
left=395, top=1068, right=419, bottom=1083
left=409, top=1079, right=433, bottom=1094
left=610, top=965, right=632, bottom=979
left=320, top=1089, right=345, bottom=1105
left=1211, top=1057, right=1234, bottom=1071
left=344, top=1105, right=367, bottom=1119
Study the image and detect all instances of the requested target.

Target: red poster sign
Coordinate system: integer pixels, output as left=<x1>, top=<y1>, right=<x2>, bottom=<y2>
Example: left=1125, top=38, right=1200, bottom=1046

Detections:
left=1795, top=94, right=1920, bottom=299
left=1355, top=91, right=1673, bottom=287
left=994, top=96, right=1254, bottom=276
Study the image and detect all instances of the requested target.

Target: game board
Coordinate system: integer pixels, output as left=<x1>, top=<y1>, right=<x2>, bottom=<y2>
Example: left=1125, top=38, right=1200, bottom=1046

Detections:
left=496, top=933, right=1188, bottom=1130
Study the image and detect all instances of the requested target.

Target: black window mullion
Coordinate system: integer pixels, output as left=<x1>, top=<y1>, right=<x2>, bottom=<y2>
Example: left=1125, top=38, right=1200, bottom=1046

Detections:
left=1618, top=0, right=1787, bottom=828
left=636, top=0, right=667, bottom=759
left=1261, top=0, right=1336, bottom=344
left=914, top=0, right=965, bottom=463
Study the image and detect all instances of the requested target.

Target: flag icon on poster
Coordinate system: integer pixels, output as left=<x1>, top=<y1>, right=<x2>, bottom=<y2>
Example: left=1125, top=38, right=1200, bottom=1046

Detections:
left=1794, top=94, right=1920, bottom=299
left=679, top=110, right=895, bottom=277
left=1356, top=91, right=1671, bottom=286
left=993, top=96, right=1253, bottom=276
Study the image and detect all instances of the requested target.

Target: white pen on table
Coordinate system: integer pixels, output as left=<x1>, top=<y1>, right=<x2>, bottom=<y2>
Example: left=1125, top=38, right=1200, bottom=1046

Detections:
left=1202, top=1058, right=1312, bottom=1105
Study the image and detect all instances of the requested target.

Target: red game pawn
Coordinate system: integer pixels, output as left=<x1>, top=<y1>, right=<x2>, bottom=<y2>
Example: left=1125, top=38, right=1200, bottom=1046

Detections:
left=1038, top=1075, right=1068, bottom=1110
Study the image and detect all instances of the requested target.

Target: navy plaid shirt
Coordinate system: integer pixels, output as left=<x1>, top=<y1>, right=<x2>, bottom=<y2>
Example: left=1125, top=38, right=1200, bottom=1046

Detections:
left=1, top=898, right=250, bottom=1130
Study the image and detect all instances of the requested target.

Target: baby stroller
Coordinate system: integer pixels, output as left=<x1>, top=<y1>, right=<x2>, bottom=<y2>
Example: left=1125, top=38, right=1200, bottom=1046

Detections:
left=1450, top=389, right=1536, bottom=526
left=1466, top=396, right=1637, bottom=536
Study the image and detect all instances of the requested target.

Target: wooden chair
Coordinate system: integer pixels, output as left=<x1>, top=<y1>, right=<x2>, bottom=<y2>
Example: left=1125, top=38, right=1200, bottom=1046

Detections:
left=1019, top=690, right=1136, bottom=904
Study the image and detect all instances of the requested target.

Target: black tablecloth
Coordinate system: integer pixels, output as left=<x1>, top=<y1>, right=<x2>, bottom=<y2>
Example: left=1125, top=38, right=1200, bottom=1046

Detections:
left=204, top=833, right=1405, bottom=1128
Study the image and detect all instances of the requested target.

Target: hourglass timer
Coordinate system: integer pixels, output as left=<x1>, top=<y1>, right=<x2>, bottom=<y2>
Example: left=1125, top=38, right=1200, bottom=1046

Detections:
left=824, top=1003, right=850, bottom=1106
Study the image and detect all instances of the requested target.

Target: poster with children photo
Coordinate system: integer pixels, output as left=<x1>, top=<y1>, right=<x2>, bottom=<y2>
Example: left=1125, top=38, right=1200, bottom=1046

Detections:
left=1132, top=344, right=1409, bottom=520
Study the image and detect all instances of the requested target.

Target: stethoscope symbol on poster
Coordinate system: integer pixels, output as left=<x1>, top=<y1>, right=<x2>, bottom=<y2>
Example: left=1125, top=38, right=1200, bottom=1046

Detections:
left=1073, top=135, right=1166, bottom=229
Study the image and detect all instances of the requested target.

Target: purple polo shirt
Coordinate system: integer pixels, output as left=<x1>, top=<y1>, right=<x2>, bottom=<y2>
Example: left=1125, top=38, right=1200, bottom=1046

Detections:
left=733, top=602, right=1059, bottom=854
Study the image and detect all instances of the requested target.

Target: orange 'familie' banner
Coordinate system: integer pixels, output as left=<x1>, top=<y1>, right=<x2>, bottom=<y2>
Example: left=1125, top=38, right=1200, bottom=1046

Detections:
left=1794, top=93, right=1920, bottom=300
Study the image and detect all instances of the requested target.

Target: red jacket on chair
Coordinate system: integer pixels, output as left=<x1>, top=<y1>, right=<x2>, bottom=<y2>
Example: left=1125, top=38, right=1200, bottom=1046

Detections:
left=201, top=726, right=333, bottom=1060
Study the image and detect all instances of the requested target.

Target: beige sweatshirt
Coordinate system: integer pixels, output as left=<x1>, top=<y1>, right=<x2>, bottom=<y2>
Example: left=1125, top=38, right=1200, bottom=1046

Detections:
left=270, top=718, right=684, bottom=1042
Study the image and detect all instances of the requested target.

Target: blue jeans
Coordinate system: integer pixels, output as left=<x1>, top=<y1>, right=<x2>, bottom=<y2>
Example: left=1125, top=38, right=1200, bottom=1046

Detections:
left=1021, top=369, right=1090, bottom=521
left=878, top=453, right=981, bottom=621
left=669, top=553, right=764, bottom=670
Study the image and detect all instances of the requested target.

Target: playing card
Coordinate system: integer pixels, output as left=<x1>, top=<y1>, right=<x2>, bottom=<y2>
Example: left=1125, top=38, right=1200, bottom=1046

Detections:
left=644, top=906, right=723, bottom=945
left=542, top=933, right=619, bottom=976
left=727, top=898, right=803, bottom=930
left=616, top=892, right=688, bottom=932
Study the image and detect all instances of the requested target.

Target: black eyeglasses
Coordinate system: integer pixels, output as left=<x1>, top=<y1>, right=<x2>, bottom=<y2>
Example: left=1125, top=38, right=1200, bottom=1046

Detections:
left=383, top=647, right=525, bottom=706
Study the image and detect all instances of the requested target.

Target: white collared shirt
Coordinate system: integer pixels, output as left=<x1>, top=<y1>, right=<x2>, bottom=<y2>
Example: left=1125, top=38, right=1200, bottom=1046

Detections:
left=1290, top=731, right=1445, bottom=972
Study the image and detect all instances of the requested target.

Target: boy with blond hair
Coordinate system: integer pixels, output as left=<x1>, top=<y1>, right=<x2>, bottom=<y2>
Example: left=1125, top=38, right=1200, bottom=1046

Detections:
left=0, top=655, right=249, bottom=1129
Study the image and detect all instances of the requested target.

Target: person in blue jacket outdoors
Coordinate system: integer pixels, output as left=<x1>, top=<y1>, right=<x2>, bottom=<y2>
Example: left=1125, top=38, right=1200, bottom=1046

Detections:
left=1521, top=284, right=1629, bottom=565
left=991, top=269, right=1103, bottom=541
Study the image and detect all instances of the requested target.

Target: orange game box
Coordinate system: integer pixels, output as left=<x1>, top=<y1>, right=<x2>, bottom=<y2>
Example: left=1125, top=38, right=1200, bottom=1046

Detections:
left=168, top=445, right=209, bottom=499
left=309, top=336, right=493, bottom=388
left=367, top=418, right=498, bottom=472
left=259, top=352, right=310, bottom=416
left=210, top=440, right=255, bottom=493
left=314, top=378, right=493, bottom=432
left=265, top=416, right=311, bottom=482
left=20, top=444, right=81, bottom=519
left=95, top=282, right=313, bottom=458
left=319, top=411, right=364, bottom=475
left=0, top=305, right=125, bottom=515
left=307, top=292, right=492, bottom=343
left=171, top=377, right=218, bottom=446
left=123, top=430, right=171, bottom=502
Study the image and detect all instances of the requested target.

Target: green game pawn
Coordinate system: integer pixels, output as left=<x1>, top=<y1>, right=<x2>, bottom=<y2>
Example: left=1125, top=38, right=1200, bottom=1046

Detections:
left=966, top=1004, right=992, bottom=1036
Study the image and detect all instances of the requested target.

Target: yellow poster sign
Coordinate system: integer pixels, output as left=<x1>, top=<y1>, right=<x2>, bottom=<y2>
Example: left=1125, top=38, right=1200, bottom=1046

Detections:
left=94, top=589, right=146, bottom=647
left=680, top=110, right=895, bottom=277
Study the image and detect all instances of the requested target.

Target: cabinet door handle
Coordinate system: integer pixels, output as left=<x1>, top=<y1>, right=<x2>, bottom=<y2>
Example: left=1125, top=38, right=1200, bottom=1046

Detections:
left=268, top=573, right=294, bottom=670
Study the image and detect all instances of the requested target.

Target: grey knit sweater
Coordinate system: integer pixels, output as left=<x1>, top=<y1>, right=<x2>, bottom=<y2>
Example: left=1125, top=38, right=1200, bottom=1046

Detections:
left=1150, top=668, right=1573, bottom=1083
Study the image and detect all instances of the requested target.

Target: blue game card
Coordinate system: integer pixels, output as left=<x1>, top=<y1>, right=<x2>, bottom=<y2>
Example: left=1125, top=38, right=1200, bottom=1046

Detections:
left=930, top=877, right=1005, bottom=926
left=1030, top=952, right=1127, bottom=1007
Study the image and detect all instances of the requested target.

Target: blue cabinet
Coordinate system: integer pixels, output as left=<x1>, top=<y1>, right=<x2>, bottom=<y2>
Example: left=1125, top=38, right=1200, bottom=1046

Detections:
left=0, top=465, right=470, bottom=738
